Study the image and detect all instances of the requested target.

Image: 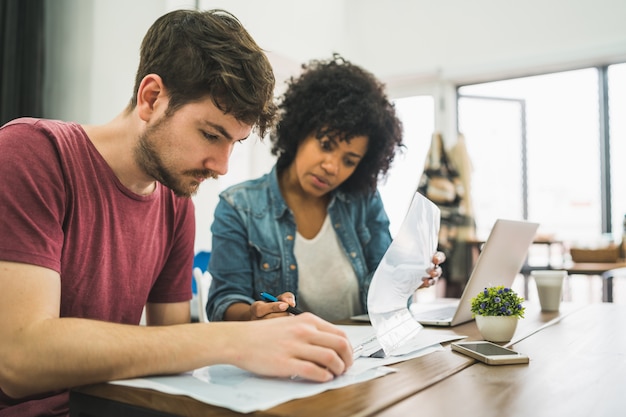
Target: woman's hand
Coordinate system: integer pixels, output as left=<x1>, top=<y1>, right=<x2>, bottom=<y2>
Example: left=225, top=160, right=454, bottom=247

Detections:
left=249, top=292, right=298, bottom=320
left=418, top=251, right=446, bottom=289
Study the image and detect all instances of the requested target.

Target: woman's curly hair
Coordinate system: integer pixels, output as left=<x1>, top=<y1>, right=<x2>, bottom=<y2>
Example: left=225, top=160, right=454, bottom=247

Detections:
left=271, top=54, right=404, bottom=195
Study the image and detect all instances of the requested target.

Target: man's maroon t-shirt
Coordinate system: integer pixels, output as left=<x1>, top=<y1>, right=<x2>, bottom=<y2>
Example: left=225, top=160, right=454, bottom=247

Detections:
left=0, top=118, right=195, bottom=416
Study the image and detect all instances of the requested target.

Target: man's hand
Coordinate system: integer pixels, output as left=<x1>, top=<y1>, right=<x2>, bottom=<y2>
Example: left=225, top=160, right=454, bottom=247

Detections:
left=229, top=313, right=353, bottom=382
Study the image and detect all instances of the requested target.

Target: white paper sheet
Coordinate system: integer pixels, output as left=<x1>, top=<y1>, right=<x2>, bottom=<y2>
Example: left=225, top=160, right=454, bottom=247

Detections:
left=367, top=192, right=441, bottom=355
left=109, top=325, right=464, bottom=413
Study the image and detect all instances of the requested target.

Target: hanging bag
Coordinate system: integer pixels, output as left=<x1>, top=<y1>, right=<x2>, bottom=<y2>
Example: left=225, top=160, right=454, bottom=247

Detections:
left=418, top=133, right=475, bottom=297
left=417, top=133, right=464, bottom=207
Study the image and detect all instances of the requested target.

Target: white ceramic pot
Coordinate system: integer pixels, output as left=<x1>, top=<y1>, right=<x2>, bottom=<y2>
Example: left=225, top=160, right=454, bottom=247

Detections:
left=475, top=315, right=519, bottom=342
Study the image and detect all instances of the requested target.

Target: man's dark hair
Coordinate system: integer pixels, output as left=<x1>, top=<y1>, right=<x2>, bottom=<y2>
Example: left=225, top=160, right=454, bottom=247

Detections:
left=129, top=9, right=277, bottom=136
left=271, top=54, right=403, bottom=194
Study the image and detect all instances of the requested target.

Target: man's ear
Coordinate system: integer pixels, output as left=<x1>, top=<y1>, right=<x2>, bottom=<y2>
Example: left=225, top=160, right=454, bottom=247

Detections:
left=136, top=74, right=168, bottom=122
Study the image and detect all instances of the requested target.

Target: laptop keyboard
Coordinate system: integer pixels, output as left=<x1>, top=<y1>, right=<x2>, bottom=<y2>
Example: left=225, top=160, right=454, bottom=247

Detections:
left=414, top=305, right=456, bottom=320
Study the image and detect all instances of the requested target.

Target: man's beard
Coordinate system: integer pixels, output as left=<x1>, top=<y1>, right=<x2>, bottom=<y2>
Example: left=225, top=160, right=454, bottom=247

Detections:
left=134, top=119, right=218, bottom=198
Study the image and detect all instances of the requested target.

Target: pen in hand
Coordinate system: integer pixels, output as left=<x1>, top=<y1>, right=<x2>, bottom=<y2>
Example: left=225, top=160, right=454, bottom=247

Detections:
left=259, top=292, right=304, bottom=315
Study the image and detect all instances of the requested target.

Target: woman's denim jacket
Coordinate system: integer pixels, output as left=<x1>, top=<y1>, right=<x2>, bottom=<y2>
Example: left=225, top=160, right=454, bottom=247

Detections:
left=206, top=166, right=392, bottom=321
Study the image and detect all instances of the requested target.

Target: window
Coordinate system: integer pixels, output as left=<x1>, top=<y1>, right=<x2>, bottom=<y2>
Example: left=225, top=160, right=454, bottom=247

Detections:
left=457, top=68, right=610, bottom=244
left=609, top=63, right=626, bottom=239
left=456, top=95, right=525, bottom=237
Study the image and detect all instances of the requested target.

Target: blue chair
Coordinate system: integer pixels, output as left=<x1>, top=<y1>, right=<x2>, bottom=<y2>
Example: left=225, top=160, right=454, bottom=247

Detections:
left=191, top=251, right=211, bottom=295
left=191, top=251, right=211, bottom=322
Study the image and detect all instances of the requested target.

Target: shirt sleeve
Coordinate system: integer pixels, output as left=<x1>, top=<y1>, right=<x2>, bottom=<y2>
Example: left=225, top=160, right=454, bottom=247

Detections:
left=360, top=190, right=393, bottom=307
left=205, top=194, right=257, bottom=321
left=0, top=122, right=66, bottom=271
left=147, top=195, right=195, bottom=304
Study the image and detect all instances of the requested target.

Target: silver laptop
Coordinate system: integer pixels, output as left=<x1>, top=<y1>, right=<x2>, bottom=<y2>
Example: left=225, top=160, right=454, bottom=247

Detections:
left=351, top=219, right=539, bottom=327
left=409, top=219, right=539, bottom=326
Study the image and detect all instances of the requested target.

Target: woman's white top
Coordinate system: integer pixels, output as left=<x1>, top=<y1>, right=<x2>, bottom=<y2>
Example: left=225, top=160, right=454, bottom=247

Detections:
left=294, top=214, right=360, bottom=321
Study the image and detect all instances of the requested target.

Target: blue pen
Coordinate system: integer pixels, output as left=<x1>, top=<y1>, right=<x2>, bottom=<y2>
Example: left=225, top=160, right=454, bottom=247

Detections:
left=260, top=292, right=304, bottom=315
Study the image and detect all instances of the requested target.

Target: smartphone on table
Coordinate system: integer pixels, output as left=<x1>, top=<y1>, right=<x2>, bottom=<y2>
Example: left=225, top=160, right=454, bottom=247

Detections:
left=451, top=341, right=529, bottom=365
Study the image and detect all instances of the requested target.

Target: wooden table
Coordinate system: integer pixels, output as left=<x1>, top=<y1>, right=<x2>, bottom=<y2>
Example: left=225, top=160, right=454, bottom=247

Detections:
left=69, top=303, right=595, bottom=417
left=565, top=260, right=626, bottom=301
left=376, top=303, right=626, bottom=417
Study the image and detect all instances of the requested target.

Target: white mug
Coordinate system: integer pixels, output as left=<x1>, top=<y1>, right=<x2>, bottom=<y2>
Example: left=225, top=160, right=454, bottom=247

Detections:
left=531, top=270, right=567, bottom=312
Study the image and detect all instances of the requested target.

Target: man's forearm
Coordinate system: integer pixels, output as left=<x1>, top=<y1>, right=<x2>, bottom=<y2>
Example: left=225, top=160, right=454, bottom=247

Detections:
left=0, top=318, right=226, bottom=398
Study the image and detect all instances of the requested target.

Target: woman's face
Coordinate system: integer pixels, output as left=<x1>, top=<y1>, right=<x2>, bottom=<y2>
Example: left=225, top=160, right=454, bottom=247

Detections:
left=288, top=133, right=369, bottom=198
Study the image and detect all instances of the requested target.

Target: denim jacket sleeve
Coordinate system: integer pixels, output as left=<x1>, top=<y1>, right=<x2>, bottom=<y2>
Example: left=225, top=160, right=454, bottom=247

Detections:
left=363, top=190, right=393, bottom=295
left=205, top=192, right=254, bottom=321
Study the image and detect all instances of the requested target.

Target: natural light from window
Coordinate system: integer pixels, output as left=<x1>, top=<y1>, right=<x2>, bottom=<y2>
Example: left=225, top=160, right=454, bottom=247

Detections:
left=380, top=96, right=435, bottom=237
left=458, top=69, right=603, bottom=245
left=609, top=63, right=626, bottom=240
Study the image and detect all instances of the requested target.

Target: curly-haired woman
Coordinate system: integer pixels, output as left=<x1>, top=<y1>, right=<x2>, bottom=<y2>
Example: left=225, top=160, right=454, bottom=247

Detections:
left=206, top=54, right=444, bottom=322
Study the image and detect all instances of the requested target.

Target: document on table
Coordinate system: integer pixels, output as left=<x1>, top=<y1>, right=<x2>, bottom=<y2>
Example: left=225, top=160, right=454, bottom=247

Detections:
left=109, top=325, right=465, bottom=413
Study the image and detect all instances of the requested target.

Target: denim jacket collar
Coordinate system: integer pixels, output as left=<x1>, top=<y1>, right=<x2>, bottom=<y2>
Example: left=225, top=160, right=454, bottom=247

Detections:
left=268, top=166, right=289, bottom=220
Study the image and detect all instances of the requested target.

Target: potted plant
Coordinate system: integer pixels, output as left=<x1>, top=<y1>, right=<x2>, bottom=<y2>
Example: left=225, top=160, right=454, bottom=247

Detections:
left=470, top=285, right=525, bottom=342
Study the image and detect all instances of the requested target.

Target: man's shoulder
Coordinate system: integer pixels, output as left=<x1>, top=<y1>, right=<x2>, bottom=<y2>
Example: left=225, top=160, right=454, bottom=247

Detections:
left=3, top=117, right=74, bottom=131
left=2, top=117, right=84, bottom=144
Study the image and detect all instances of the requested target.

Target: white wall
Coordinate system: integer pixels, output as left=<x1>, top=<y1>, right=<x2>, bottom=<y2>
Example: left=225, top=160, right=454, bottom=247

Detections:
left=44, top=0, right=94, bottom=124
left=43, top=0, right=626, bottom=252
left=347, top=0, right=626, bottom=84
left=46, top=0, right=626, bottom=121
left=44, top=0, right=172, bottom=124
